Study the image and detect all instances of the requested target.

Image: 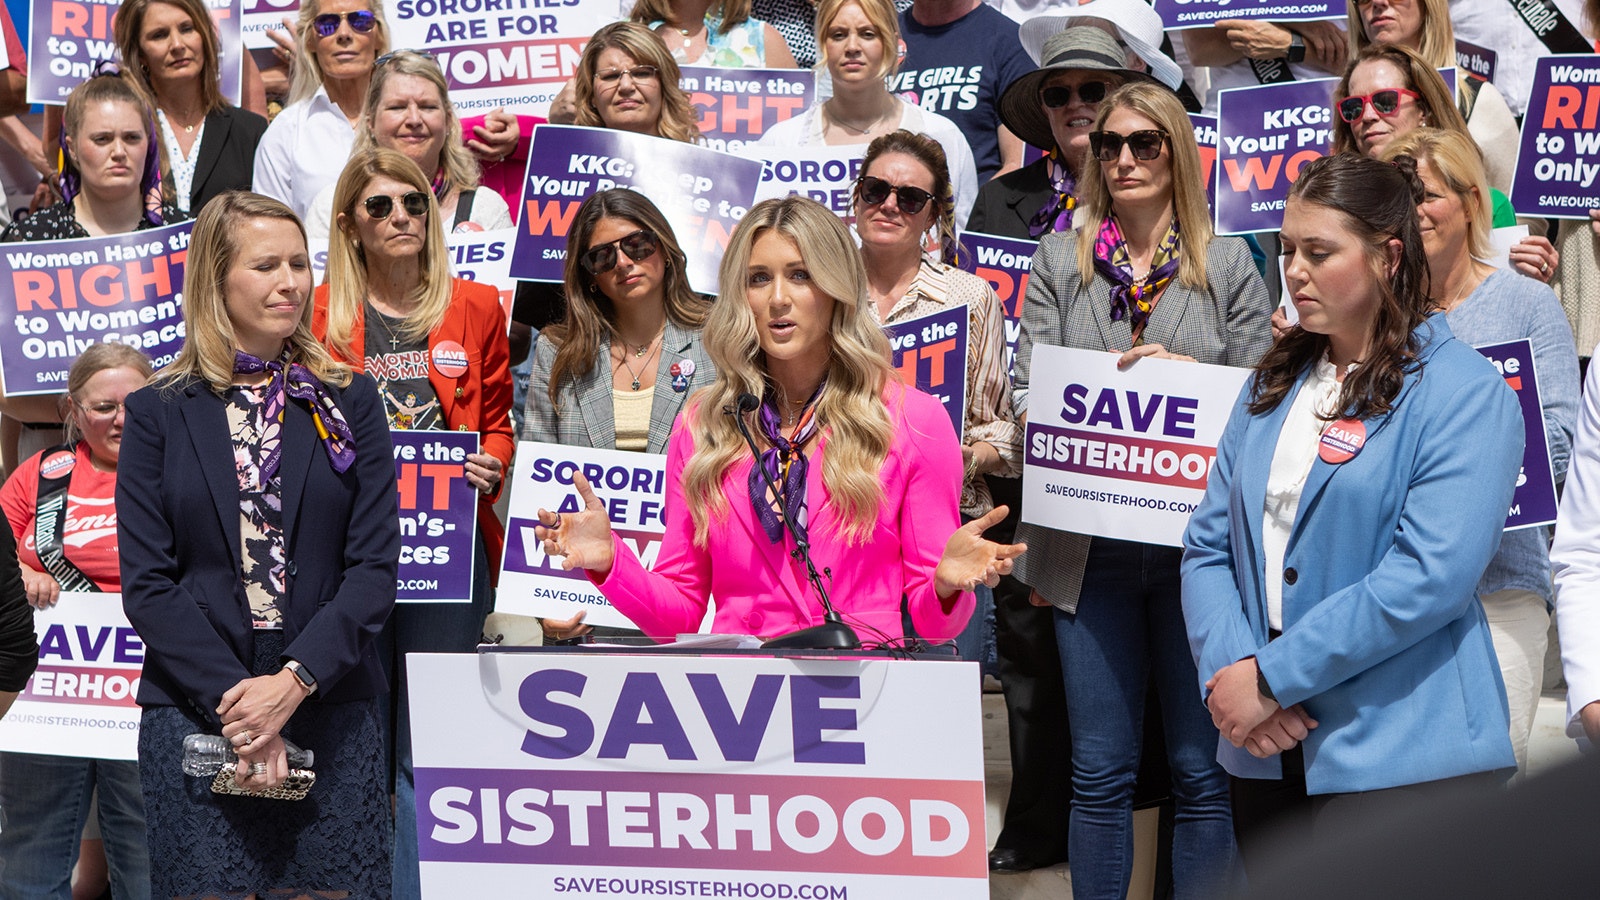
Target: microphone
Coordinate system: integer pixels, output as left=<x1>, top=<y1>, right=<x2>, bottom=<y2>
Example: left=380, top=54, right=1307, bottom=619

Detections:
left=727, top=392, right=860, bottom=650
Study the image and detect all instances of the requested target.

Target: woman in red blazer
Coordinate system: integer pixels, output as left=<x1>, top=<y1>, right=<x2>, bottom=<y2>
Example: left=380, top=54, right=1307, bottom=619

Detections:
left=311, top=147, right=512, bottom=896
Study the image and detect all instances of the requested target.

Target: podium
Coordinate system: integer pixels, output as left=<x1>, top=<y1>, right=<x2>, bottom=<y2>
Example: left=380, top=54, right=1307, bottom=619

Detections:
left=408, top=647, right=989, bottom=898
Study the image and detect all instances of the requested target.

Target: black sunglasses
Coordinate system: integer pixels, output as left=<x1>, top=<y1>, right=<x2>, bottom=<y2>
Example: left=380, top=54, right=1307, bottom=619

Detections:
left=856, top=175, right=935, bottom=215
left=363, top=191, right=429, bottom=219
left=1041, top=81, right=1109, bottom=109
left=1089, top=129, right=1168, bottom=162
left=312, top=10, right=377, bottom=38
left=1335, top=88, right=1421, bottom=123
left=580, top=229, right=659, bottom=275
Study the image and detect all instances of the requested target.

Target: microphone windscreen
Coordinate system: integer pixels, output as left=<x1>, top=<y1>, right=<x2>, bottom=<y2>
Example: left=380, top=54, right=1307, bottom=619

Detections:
left=736, top=392, right=761, bottom=413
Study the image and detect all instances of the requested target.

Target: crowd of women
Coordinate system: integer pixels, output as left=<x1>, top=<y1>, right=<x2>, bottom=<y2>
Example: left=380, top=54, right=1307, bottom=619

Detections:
left=0, top=0, right=1592, bottom=897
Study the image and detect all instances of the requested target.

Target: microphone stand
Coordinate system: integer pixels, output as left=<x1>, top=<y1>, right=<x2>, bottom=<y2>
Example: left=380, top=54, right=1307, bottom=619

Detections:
left=727, top=393, right=860, bottom=650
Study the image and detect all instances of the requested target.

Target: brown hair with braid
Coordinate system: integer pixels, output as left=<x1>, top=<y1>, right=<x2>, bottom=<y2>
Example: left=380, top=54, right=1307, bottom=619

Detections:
left=855, top=129, right=963, bottom=265
left=1249, top=153, right=1432, bottom=420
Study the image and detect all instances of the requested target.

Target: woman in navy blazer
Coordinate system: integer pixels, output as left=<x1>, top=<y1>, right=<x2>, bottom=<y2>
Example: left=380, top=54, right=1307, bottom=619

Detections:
left=117, top=192, right=399, bottom=897
left=1182, top=154, right=1521, bottom=871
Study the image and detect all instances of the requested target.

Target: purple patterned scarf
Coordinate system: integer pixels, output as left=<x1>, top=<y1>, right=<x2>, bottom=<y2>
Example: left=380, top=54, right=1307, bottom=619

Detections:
left=233, top=350, right=357, bottom=482
left=1028, top=148, right=1077, bottom=239
left=747, top=382, right=824, bottom=544
left=1092, top=214, right=1181, bottom=341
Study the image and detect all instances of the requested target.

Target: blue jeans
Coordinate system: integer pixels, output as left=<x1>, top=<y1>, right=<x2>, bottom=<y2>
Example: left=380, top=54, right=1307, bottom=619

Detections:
left=390, top=539, right=492, bottom=900
left=1053, top=538, right=1235, bottom=899
left=954, top=582, right=998, bottom=678
left=0, top=752, right=149, bottom=900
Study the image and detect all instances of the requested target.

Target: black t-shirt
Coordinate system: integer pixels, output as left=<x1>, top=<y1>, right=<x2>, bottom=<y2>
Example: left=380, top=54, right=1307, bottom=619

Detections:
left=363, top=305, right=441, bottom=431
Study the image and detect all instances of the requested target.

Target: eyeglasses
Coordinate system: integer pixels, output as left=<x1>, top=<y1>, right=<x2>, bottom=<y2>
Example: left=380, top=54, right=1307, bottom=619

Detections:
left=595, top=65, right=660, bottom=88
left=1089, top=129, right=1168, bottom=162
left=374, top=49, right=436, bottom=68
left=1041, top=81, right=1109, bottom=109
left=580, top=229, right=660, bottom=275
left=362, top=191, right=429, bottom=219
left=75, top=400, right=125, bottom=420
left=312, top=10, right=377, bottom=38
left=1336, top=88, right=1421, bottom=123
left=856, top=175, right=935, bottom=215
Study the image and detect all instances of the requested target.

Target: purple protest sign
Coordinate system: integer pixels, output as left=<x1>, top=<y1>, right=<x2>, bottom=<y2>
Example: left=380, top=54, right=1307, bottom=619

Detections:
left=886, top=306, right=968, bottom=440
left=392, top=430, right=479, bottom=603
left=1510, top=56, right=1600, bottom=220
left=1191, top=113, right=1218, bottom=213
left=1214, top=78, right=1336, bottom=234
left=1476, top=340, right=1559, bottom=531
left=27, top=0, right=244, bottom=104
left=684, top=66, right=815, bottom=153
left=0, top=222, right=191, bottom=396
left=1456, top=38, right=1497, bottom=83
left=957, top=231, right=1032, bottom=380
left=509, top=125, right=764, bottom=294
left=207, top=0, right=244, bottom=105
left=1154, top=0, right=1345, bottom=30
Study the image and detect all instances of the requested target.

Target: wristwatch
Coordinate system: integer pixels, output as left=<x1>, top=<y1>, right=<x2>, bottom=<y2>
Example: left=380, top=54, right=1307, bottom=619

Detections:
left=283, top=659, right=318, bottom=696
left=1286, top=33, right=1307, bottom=64
left=1256, top=665, right=1277, bottom=703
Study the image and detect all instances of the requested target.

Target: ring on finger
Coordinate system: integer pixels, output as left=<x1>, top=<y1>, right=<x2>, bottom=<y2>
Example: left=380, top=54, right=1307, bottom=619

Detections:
left=240, top=731, right=252, bottom=746
left=250, top=761, right=267, bottom=776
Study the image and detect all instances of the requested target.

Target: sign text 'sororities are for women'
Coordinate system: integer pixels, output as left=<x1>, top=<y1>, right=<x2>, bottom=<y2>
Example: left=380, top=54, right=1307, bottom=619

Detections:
left=1022, top=345, right=1251, bottom=547
left=755, top=144, right=867, bottom=219
left=0, top=222, right=192, bottom=395
left=393, top=430, right=479, bottom=603
left=0, top=595, right=142, bottom=761
left=1511, top=56, right=1600, bottom=219
left=497, top=441, right=668, bottom=631
left=29, top=0, right=243, bottom=104
left=408, top=652, right=988, bottom=897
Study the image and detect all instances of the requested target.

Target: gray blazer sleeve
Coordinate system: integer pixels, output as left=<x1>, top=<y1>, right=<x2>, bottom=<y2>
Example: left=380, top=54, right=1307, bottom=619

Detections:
left=521, top=330, right=561, bottom=444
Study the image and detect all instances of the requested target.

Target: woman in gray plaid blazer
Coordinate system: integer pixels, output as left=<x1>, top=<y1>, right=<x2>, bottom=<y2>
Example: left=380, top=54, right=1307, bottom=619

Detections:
left=1010, top=83, right=1274, bottom=897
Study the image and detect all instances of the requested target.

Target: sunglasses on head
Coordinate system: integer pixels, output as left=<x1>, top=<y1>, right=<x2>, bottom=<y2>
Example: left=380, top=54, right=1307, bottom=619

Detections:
left=1041, top=80, right=1109, bottom=109
left=1089, top=129, right=1168, bottom=162
left=363, top=191, right=429, bottom=219
left=312, top=10, right=377, bottom=38
left=595, top=65, right=660, bottom=87
left=856, top=175, right=935, bottom=215
left=580, top=229, right=660, bottom=275
left=1336, top=88, right=1421, bottom=122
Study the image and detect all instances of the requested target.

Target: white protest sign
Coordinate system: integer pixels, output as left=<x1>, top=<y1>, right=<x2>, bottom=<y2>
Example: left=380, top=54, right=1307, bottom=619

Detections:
left=0, top=594, right=142, bottom=760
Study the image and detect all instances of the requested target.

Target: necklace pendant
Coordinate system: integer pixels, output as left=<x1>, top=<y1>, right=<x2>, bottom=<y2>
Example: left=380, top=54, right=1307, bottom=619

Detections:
left=631, top=379, right=641, bottom=391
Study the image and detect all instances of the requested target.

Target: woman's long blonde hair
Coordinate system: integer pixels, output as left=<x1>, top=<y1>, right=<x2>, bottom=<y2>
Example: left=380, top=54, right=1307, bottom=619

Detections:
left=287, top=0, right=391, bottom=106
left=1074, top=81, right=1213, bottom=291
left=322, top=148, right=453, bottom=358
left=681, top=196, right=894, bottom=546
left=352, top=50, right=480, bottom=193
left=156, top=191, right=350, bottom=391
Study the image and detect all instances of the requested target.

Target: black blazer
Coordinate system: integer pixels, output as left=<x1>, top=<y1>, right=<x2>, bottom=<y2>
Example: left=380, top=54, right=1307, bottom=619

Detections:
left=117, top=372, right=399, bottom=726
left=188, top=106, right=269, bottom=213
left=967, top=157, right=1052, bottom=241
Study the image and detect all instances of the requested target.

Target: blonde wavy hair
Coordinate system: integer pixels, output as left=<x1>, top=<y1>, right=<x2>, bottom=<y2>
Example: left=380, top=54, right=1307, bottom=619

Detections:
left=287, top=0, right=391, bottom=107
left=1381, top=127, right=1492, bottom=262
left=1074, top=81, right=1213, bottom=290
left=156, top=192, right=350, bottom=392
left=574, top=22, right=700, bottom=143
left=814, top=0, right=901, bottom=80
left=352, top=50, right=480, bottom=193
left=322, top=148, right=453, bottom=358
left=682, top=196, right=894, bottom=546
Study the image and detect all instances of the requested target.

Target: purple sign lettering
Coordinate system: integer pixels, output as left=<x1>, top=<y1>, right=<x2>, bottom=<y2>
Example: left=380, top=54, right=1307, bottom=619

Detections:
left=392, top=430, right=478, bottom=603
left=1215, top=78, right=1336, bottom=234
left=684, top=66, right=815, bottom=153
left=885, top=306, right=969, bottom=440
left=1154, top=0, right=1346, bottom=30
left=958, top=231, right=1033, bottom=379
left=1510, top=57, right=1600, bottom=220
left=1476, top=339, right=1559, bottom=530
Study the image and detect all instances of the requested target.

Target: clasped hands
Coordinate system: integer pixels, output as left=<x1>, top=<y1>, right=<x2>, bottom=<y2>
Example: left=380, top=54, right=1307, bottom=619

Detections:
left=216, top=669, right=308, bottom=790
left=1205, top=656, right=1318, bottom=759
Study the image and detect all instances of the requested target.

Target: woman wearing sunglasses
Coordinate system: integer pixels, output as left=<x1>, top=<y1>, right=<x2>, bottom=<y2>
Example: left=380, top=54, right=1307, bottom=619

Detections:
left=534, top=195, right=1023, bottom=646
left=254, top=0, right=518, bottom=222
left=1379, top=127, right=1579, bottom=777
left=113, top=0, right=269, bottom=217
left=312, top=147, right=510, bottom=899
left=1329, top=44, right=1558, bottom=284
left=756, top=0, right=977, bottom=229
left=630, top=0, right=798, bottom=68
left=1183, top=152, right=1521, bottom=872
left=1012, top=80, right=1272, bottom=899
left=303, top=50, right=513, bottom=254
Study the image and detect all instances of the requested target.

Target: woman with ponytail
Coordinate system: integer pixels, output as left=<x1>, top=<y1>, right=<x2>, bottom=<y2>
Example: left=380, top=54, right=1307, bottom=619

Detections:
left=1183, top=153, right=1523, bottom=873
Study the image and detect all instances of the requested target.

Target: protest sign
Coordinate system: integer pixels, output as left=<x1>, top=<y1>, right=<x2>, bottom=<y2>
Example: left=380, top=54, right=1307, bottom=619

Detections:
left=1456, top=38, right=1496, bottom=83
left=684, top=66, right=815, bottom=152
left=386, top=2, right=614, bottom=117
left=1476, top=340, right=1559, bottom=531
left=241, top=0, right=295, bottom=50
left=1191, top=113, right=1219, bottom=212
left=0, top=595, right=141, bottom=761
left=1153, top=0, right=1346, bottom=30
left=1021, top=345, right=1250, bottom=547
left=753, top=144, right=866, bottom=220
left=510, top=126, right=764, bottom=294
left=449, top=227, right=519, bottom=322
left=29, top=0, right=243, bottom=104
left=409, top=652, right=988, bottom=898
left=393, top=430, right=480, bottom=603
left=958, top=231, right=1031, bottom=379
left=1510, top=56, right=1600, bottom=219
left=886, top=306, right=968, bottom=440
left=1214, top=78, right=1335, bottom=234
left=498, top=441, right=668, bottom=630
left=0, top=222, right=192, bottom=396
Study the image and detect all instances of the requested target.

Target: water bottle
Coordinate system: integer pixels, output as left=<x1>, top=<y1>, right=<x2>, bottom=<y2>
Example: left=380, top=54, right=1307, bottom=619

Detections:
left=181, top=733, right=314, bottom=776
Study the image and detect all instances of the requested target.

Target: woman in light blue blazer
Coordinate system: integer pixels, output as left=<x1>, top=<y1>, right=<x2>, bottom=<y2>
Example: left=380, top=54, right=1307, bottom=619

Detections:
left=1182, top=153, right=1522, bottom=872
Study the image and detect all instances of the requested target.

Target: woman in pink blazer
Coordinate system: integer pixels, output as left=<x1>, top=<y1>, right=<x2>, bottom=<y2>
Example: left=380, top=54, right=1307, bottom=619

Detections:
left=535, top=196, right=1024, bottom=645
